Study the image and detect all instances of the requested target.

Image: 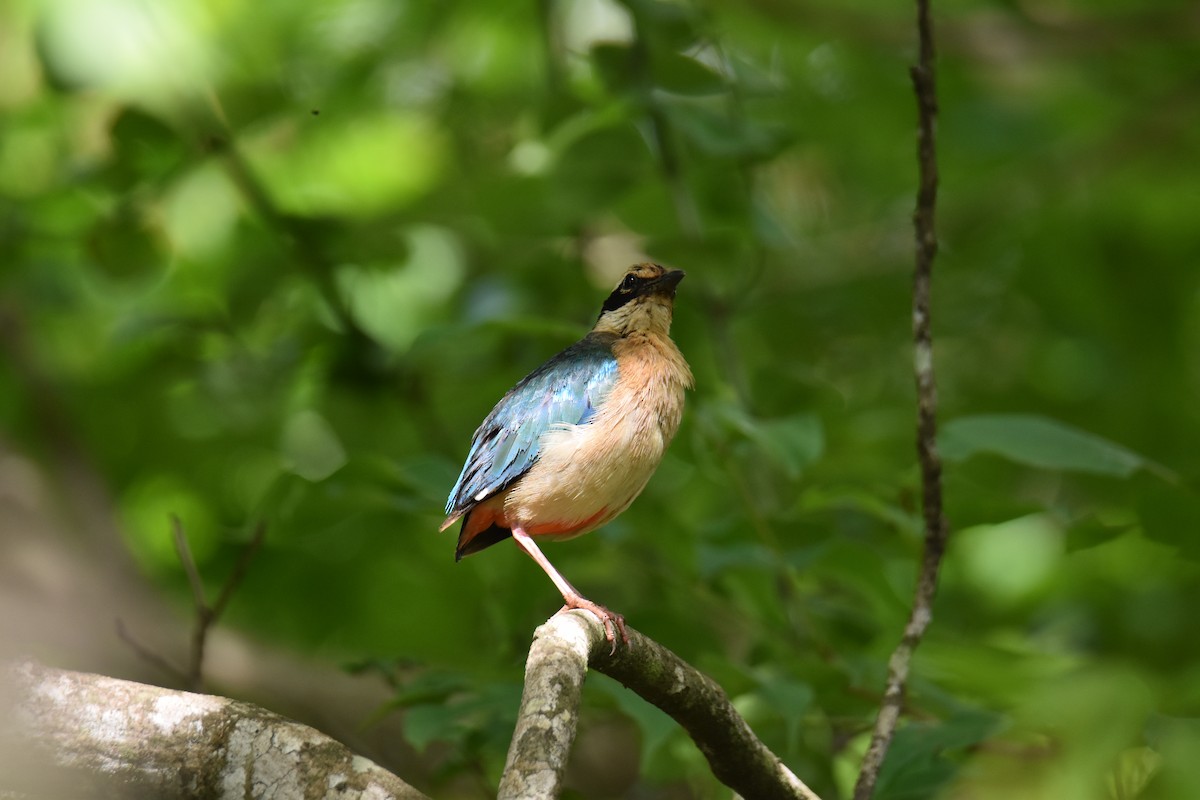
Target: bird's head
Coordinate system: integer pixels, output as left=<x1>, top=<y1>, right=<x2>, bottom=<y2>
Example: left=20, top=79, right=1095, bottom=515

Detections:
left=593, top=263, right=685, bottom=337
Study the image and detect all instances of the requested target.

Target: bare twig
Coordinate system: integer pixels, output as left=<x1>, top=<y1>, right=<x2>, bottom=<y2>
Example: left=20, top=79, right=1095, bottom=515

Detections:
left=210, top=521, right=268, bottom=622
left=114, top=619, right=187, bottom=684
left=500, top=611, right=823, bottom=800
left=3, top=659, right=431, bottom=800
left=119, top=519, right=267, bottom=691
left=851, top=0, right=946, bottom=798
left=171, top=515, right=213, bottom=688
left=171, top=515, right=207, bottom=616
left=184, top=519, right=267, bottom=691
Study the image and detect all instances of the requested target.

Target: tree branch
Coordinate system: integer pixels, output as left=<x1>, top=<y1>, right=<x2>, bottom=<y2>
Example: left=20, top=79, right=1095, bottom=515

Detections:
left=120, top=518, right=267, bottom=692
left=501, top=611, right=822, bottom=800
left=852, top=0, right=946, bottom=797
left=114, top=617, right=189, bottom=685
left=1, top=660, right=430, bottom=800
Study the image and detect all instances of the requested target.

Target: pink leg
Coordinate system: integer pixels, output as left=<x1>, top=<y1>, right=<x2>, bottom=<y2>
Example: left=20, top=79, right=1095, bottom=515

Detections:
left=510, top=527, right=629, bottom=651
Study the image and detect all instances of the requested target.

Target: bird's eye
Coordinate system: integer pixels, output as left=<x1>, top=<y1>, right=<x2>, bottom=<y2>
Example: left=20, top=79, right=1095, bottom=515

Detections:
left=621, top=274, right=637, bottom=291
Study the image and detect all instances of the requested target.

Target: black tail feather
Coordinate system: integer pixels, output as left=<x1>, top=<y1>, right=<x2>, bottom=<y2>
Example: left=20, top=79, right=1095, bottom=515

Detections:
left=455, top=520, right=513, bottom=561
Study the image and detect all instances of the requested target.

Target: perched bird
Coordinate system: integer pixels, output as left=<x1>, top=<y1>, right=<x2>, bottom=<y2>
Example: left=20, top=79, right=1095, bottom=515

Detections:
left=441, top=263, right=693, bottom=646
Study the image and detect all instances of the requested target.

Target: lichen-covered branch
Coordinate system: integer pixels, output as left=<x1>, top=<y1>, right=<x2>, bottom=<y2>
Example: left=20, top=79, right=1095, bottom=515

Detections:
left=1, top=660, right=430, bottom=800
left=500, top=611, right=822, bottom=800
left=851, top=0, right=947, bottom=797
left=498, top=612, right=592, bottom=799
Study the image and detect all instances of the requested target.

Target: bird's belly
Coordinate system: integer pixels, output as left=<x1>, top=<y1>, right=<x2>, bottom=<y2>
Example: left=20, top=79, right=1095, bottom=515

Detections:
left=503, top=407, right=671, bottom=538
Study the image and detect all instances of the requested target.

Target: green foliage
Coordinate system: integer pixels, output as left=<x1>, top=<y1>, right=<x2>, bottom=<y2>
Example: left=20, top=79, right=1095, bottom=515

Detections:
left=942, top=414, right=1156, bottom=478
left=3, top=0, right=1199, bottom=797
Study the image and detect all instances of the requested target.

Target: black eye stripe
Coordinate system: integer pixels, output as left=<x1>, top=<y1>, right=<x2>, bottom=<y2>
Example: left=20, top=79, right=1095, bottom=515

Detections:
left=602, top=286, right=636, bottom=313
left=598, top=267, right=676, bottom=317
left=602, top=274, right=645, bottom=313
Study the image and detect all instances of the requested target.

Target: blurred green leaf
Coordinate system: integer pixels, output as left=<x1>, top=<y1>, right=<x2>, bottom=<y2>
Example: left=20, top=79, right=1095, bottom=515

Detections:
left=955, top=514, right=1063, bottom=607
left=754, top=671, right=813, bottom=753
left=119, top=478, right=218, bottom=574
left=875, top=710, right=1002, bottom=800
left=697, top=542, right=774, bottom=578
left=106, top=108, right=187, bottom=187
left=389, top=671, right=472, bottom=709
left=597, top=676, right=679, bottom=766
left=622, top=0, right=701, bottom=51
left=281, top=410, right=347, bottom=482
left=942, top=414, right=1148, bottom=477
left=1064, top=517, right=1134, bottom=553
left=1136, top=482, right=1200, bottom=561
left=402, top=703, right=464, bottom=753
left=591, top=43, right=637, bottom=93
left=243, top=112, right=447, bottom=217
left=708, top=403, right=823, bottom=479
left=1106, top=746, right=1162, bottom=800
left=396, top=678, right=521, bottom=763
left=87, top=205, right=168, bottom=282
left=655, top=53, right=726, bottom=96
left=664, top=100, right=790, bottom=159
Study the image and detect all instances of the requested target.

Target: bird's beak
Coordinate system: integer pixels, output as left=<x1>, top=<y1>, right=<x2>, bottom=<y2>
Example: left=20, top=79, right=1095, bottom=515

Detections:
left=649, top=269, right=686, bottom=296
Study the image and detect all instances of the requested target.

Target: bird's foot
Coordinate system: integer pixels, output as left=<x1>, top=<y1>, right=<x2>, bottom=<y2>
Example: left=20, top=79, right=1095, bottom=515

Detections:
left=558, top=597, right=629, bottom=654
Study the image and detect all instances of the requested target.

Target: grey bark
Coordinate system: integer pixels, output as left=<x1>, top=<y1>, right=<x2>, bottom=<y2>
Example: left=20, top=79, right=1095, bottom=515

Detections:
left=500, top=611, right=822, bottom=800
left=6, top=618, right=824, bottom=800
left=1, top=660, right=430, bottom=800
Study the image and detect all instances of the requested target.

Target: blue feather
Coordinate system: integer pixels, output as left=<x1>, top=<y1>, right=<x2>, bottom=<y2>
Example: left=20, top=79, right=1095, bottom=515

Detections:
left=445, top=332, right=620, bottom=516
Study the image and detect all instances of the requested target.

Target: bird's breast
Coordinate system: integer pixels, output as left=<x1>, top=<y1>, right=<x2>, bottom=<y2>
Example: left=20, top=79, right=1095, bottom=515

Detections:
left=503, top=332, right=692, bottom=537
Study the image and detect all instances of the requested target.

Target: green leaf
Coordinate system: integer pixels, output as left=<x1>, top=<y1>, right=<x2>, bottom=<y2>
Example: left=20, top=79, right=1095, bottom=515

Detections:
left=622, top=0, right=702, bottom=50
left=281, top=410, right=347, bottom=482
left=655, top=53, right=725, bottom=96
left=590, top=43, right=637, bottom=93
left=697, top=542, right=775, bottom=578
left=941, top=414, right=1147, bottom=477
left=388, top=671, right=471, bottom=708
left=87, top=205, right=167, bottom=282
left=709, top=404, right=824, bottom=479
left=754, top=672, right=813, bottom=753
left=106, top=108, right=187, bottom=187
left=596, top=675, right=678, bottom=766
left=1137, top=482, right=1200, bottom=560
left=664, top=100, right=790, bottom=159
left=956, top=515, right=1063, bottom=606
left=1064, top=517, right=1133, bottom=552
left=876, top=710, right=1002, bottom=800
left=402, top=703, right=465, bottom=753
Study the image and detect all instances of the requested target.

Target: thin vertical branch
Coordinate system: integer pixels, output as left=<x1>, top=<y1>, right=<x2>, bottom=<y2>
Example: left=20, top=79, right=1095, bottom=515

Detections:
left=171, top=515, right=212, bottom=690
left=183, top=520, right=267, bottom=691
left=209, top=521, right=268, bottom=622
left=852, top=0, right=945, bottom=797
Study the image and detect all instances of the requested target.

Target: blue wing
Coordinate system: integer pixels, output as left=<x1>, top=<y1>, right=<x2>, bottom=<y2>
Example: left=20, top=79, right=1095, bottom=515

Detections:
left=445, top=332, right=619, bottom=518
